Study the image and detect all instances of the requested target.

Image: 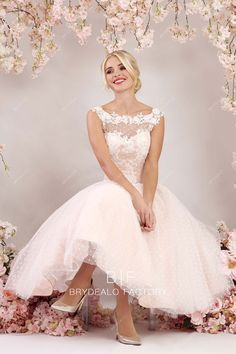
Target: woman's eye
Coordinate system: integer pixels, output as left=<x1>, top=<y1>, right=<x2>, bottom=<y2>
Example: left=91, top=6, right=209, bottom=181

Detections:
left=106, top=66, right=125, bottom=74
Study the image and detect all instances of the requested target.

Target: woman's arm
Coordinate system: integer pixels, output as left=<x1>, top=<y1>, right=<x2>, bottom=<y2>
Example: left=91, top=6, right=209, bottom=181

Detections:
left=86, top=109, right=140, bottom=198
left=142, top=115, right=165, bottom=206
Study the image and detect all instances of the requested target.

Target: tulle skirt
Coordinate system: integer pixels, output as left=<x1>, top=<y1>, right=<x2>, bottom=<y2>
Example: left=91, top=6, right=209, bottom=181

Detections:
left=4, top=178, right=234, bottom=317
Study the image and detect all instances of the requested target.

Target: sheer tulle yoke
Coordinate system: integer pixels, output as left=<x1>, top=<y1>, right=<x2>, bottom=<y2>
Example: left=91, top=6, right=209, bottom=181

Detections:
left=91, top=106, right=163, bottom=184
left=4, top=105, right=234, bottom=318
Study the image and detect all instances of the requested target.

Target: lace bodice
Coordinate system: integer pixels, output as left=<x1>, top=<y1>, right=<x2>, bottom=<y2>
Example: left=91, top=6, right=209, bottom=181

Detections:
left=91, top=106, right=164, bottom=184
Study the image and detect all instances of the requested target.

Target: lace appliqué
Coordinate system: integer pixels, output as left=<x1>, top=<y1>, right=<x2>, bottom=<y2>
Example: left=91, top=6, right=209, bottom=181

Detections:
left=90, top=105, right=165, bottom=184
left=91, top=106, right=163, bottom=128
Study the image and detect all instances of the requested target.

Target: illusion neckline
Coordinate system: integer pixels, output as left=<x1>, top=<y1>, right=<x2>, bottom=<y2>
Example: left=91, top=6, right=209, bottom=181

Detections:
left=99, top=105, right=154, bottom=119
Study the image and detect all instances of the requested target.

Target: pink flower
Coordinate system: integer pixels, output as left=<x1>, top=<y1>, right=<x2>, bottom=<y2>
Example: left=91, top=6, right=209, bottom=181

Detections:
left=190, top=311, right=205, bottom=325
left=220, top=250, right=236, bottom=278
left=229, top=322, right=236, bottom=334
left=0, top=263, right=6, bottom=276
left=2, top=288, right=18, bottom=301
left=27, top=322, right=41, bottom=333
left=209, top=297, right=223, bottom=314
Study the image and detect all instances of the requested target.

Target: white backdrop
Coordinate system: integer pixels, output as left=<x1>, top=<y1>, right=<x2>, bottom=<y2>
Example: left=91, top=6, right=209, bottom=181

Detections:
left=0, top=12, right=235, bottom=250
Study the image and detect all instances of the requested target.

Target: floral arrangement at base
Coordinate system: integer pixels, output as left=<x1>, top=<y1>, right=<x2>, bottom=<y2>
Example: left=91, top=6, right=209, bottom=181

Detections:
left=1, top=283, right=83, bottom=335
left=130, top=298, right=192, bottom=331
left=131, top=287, right=236, bottom=334
left=1, top=276, right=115, bottom=335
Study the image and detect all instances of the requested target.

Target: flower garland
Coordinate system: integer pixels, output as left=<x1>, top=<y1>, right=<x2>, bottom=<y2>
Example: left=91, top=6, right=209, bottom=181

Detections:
left=0, top=0, right=236, bottom=113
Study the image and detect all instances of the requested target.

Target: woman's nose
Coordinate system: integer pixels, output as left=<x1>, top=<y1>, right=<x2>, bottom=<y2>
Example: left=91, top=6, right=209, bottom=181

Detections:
left=113, top=70, right=122, bottom=78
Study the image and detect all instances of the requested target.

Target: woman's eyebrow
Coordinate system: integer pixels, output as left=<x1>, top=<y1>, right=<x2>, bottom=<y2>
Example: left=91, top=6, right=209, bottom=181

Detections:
left=105, top=63, right=123, bottom=71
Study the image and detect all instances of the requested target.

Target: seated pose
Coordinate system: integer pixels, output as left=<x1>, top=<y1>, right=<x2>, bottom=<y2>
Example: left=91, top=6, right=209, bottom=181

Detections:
left=5, top=49, right=234, bottom=346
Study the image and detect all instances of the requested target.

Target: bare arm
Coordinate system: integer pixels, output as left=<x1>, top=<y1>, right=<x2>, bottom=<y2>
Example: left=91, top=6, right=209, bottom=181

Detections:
left=142, top=114, right=165, bottom=206
left=86, top=109, right=141, bottom=199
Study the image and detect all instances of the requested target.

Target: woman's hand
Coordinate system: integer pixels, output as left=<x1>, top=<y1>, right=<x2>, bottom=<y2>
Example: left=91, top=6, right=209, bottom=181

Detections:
left=140, top=205, right=156, bottom=232
left=131, top=191, right=156, bottom=232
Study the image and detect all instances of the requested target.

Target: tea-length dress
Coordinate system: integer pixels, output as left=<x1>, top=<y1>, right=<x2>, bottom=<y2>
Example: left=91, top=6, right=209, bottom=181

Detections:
left=4, top=105, right=234, bottom=317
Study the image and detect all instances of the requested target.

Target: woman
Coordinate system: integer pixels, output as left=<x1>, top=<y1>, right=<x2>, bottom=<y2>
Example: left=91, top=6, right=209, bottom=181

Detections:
left=4, top=50, right=234, bottom=346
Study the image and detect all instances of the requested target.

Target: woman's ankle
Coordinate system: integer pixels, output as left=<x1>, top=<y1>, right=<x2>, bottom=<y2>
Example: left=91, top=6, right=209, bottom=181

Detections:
left=115, top=303, right=132, bottom=316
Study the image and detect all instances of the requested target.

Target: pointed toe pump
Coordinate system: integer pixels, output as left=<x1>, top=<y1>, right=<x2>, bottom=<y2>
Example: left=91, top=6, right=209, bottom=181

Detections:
left=51, top=278, right=93, bottom=314
left=113, top=309, right=142, bottom=346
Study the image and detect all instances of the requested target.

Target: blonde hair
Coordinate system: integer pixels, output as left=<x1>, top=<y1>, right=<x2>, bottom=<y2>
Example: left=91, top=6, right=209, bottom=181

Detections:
left=101, top=50, right=142, bottom=94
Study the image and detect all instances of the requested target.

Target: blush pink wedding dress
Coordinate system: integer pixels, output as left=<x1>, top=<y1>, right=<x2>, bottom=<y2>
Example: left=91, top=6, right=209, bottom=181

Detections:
left=4, top=106, right=234, bottom=317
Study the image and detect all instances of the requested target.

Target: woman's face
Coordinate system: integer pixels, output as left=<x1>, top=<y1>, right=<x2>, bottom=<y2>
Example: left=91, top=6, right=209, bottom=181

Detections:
left=104, top=56, right=135, bottom=93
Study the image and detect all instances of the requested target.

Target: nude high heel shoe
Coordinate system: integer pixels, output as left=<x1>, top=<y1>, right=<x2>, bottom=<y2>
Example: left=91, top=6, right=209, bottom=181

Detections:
left=51, top=278, right=93, bottom=314
left=113, top=309, right=142, bottom=346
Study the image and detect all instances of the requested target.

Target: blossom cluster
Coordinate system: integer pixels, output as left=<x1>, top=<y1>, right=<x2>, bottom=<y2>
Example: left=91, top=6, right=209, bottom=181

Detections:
left=0, top=0, right=236, bottom=113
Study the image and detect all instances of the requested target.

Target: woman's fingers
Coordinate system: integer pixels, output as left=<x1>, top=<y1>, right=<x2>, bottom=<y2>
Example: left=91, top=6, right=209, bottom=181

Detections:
left=141, top=210, right=156, bottom=232
left=145, top=208, right=154, bottom=227
left=138, top=204, right=156, bottom=232
left=141, top=224, right=153, bottom=231
left=140, top=211, right=146, bottom=225
left=145, top=211, right=152, bottom=227
left=141, top=220, right=154, bottom=231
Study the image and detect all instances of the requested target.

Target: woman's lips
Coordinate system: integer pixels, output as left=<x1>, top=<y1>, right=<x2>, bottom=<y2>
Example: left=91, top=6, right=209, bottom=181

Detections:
left=113, top=78, right=126, bottom=85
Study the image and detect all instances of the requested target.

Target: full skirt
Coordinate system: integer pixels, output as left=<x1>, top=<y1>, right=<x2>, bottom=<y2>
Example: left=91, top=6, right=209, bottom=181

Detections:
left=4, top=179, right=234, bottom=317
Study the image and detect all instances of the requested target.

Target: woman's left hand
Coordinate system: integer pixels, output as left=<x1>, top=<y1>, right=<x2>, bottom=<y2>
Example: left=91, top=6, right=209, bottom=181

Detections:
left=140, top=205, right=156, bottom=232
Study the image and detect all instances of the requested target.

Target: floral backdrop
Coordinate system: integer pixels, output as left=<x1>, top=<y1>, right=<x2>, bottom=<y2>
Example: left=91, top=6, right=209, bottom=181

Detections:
left=1, top=0, right=236, bottom=113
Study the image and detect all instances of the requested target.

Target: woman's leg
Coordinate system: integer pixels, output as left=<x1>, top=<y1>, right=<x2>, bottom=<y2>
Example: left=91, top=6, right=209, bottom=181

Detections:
left=113, top=282, right=139, bottom=337
left=59, top=261, right=96, bottom=305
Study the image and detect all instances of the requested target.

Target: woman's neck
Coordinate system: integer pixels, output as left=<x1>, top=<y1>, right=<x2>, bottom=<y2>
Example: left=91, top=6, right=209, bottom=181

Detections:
left=111, top=92, right=140, bottom=112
